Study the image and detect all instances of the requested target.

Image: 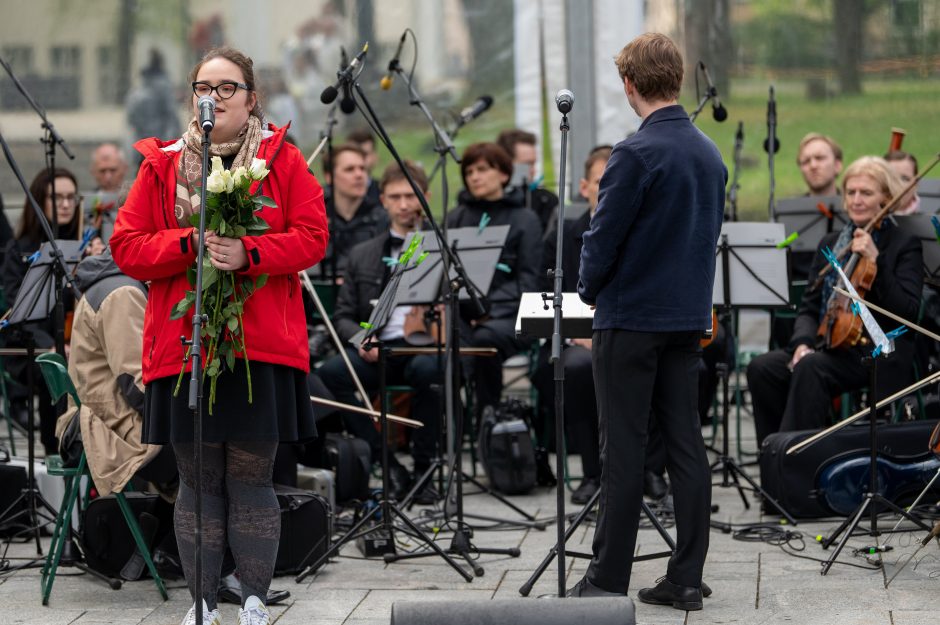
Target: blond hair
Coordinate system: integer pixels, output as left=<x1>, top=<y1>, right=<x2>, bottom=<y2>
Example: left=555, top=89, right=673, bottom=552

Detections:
left=841, top=156, right=904, bottom=206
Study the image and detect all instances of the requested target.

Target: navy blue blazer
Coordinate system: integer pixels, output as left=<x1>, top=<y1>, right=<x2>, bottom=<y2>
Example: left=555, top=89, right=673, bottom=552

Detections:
left=578, top=104, right=727, bottom=332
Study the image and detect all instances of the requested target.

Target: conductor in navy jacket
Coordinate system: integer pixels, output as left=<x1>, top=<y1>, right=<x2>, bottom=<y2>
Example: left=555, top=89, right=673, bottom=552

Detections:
left=566, top=33, right=727, bottom=611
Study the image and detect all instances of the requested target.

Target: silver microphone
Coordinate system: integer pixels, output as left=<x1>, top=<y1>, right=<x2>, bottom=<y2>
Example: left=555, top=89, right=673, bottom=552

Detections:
left=198, top=95, right=216, bottom=132
left=555, top=89, right=574, bottom=114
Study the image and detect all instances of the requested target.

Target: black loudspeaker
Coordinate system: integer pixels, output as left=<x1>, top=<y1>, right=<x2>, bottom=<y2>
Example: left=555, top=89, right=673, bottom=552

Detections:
left=390, top=598, right=636, bottom=625
left=0, top=463, right=29, bottom=537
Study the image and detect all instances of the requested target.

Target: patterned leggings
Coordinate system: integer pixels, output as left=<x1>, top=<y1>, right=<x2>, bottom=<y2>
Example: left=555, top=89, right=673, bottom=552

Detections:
left=172, top=441, right=280, bottom=609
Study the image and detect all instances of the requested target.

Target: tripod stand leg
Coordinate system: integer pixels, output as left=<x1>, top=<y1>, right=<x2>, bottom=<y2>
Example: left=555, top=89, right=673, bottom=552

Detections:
left=460, top=472, right=539, bottom=522
left=726, top=459, right=798, bottom=526
left=727, top=466, right=751, bottom=509
left=520, top=489, right=603, bottom=596
left=641, top=500, right=677, bottom=551
left=821, top=495, right=871, bottom=575
left=389, top=505, right=474, bottom=581
left=295, top=502, right=382, bottom=583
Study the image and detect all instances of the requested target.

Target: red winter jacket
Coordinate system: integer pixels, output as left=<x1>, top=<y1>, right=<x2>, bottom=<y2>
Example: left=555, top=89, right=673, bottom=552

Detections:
left=111, top=124, right=328, bottom=384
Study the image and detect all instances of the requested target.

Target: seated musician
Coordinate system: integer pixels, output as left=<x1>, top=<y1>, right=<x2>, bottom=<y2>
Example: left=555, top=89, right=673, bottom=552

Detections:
left=1, top=168, right=83, bottom=455
left=496, top=128, right=559, bottom=234
left=317, top=144, right=388, bottom=281
left=55, top=247, right=177, bottom=494
left=884, top=150, right=919, bottom=215
left=318, top=161, right=441, bottom=503
left=747, top=156, right=922, bottom=447
left=446, top=142, right=542, bottom=421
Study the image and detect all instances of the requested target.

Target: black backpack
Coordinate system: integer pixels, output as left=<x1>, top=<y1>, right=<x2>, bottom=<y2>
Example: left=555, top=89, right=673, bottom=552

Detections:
left=478, top=400, right=537, bottom=495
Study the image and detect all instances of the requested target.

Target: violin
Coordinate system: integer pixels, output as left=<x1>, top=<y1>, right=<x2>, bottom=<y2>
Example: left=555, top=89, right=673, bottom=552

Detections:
left=817, top=236, right=879, bottom=350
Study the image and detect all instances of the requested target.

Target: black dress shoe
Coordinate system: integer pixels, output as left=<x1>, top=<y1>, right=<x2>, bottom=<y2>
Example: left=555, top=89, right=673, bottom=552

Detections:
left=386, top=463, right=411, bottom=501
left=570, top=477, right=600, bottom=505
left=702, top=581, right=712, bottom=598
left=637, top=577, right=703, bottom=611
left=565, top=576, right=625, bottom=598
left=643, top=471, right=668, bottom=500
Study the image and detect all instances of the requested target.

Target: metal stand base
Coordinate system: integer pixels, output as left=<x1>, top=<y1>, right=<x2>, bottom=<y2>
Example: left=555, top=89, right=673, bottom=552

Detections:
left=518, top=490, right=675, bottom=596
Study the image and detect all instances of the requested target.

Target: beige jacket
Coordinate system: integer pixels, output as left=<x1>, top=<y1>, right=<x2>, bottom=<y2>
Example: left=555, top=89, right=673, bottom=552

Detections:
left=56, top=251, right=159, bottom=495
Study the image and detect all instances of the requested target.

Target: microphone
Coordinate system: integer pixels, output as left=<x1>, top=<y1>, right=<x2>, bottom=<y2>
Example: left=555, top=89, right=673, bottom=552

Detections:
left=320, top=42, right=369, bottom=106
left=380, top=31, right=408, bottom=91
left=456, top=95, right=493, bottom=126
left=197, top=95, right=216, bottom=132
left=763, top=86, right=780, bottom=154
left=699, top=62, right=727, bottom=122
left=555, top=89, right=574, bottom=114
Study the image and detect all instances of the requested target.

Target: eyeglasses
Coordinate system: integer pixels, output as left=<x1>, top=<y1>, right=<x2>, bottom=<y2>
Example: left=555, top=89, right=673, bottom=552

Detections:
left=192, top=81, right=249, bottom=100
left=53, top=193, right=81, bottom=206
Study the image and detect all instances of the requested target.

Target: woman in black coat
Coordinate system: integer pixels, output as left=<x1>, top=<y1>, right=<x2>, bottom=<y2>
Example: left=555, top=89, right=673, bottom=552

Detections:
left=446, top=142, right=542, bottom=416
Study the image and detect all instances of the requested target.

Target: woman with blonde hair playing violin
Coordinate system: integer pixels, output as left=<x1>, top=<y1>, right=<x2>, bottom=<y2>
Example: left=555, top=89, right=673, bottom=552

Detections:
left=747, top=156, right=922, bottom=447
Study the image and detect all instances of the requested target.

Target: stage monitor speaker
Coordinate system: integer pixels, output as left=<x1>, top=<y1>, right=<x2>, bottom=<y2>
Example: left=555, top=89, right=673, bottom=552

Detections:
left=390, top=597, right=636, bottom=625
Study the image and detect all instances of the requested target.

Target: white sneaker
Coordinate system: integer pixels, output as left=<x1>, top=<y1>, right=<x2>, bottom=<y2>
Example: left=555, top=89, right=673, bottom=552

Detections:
left=238, top=595, right=270, bottom=625
left=181, top=599, right=222, bottom=625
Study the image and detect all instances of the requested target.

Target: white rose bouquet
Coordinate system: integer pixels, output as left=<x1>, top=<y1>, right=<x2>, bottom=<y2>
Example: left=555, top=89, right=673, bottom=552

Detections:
left=171, top=156, right=274, bottom=412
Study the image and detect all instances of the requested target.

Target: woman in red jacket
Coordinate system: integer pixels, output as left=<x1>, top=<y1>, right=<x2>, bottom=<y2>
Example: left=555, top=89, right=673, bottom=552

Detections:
left=111, top=47, right=327, bottom=625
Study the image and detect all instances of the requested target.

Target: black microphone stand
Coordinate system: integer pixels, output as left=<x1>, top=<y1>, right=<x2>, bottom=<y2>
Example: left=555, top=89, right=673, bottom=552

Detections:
left=179, top=121, right=212, bottom=625
left=0, top=57, right=113, bottom=588
left=321, top=103, right=339, bottom=286
left=727, top=122, right=744, bottom=222
left=765, top=86, right=779, bottom=221
left=689, top=63, right=717, bottom=124
left=383, top=59, right=542, bottom=537
left=548, top=103, right=571, bottom=599
left=0, top=131, right=116, bottom=590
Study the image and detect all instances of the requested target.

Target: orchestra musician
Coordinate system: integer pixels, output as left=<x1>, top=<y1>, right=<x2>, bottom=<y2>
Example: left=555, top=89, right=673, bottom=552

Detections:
left=317, top=161, right=441, bottom=504
left=747, top=156, right=922, bottom=447
left=446, top=142, right=542, bottom=422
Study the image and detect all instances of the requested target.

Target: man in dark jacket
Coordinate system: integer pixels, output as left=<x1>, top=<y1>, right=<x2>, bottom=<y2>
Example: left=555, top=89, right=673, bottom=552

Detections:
left=568, top=34, right=725, bottom=610
left=318, top=161, right=440, bottom=502
left=318, top=144, right=388, bottom=281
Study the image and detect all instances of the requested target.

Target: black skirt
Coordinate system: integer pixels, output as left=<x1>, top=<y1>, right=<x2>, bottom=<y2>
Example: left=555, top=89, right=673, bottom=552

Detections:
left=143, top=361, right=317, bottom=444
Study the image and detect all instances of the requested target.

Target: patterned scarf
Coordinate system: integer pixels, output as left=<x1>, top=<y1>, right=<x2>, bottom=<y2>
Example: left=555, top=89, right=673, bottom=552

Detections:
left=174, top=115, right=264, bottom=228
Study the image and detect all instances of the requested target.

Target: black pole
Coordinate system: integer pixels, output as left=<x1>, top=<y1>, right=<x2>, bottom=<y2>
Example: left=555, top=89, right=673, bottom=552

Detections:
left=765, top=86, right=778, bottom=221
left=550, top=110, right=570, bottom=598
left=866, top=357, right=879, bottom=539
left=728, top=121, right=743, bottom=222
left=186, top=128, right=211, bottom=625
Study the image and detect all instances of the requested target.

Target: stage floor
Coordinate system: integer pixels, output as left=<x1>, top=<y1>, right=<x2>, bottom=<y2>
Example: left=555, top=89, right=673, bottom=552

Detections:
left=1, top=384, right=938, bottom=625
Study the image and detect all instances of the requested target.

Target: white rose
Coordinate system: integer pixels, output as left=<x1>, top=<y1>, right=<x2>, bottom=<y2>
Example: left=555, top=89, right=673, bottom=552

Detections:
left=210, top=156, right=224, bottom=174
left=248, top=158, right=270, bottom=180
left=221, top=169, right=235, bottom=193
left=232, top=166, right=249, bottom=188
left=206, top=170, right=225, bottom=194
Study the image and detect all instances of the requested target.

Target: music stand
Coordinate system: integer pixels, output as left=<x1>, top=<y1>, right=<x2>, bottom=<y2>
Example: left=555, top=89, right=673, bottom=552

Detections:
left=711, top=223, right=798, bottom=524
left=894, top=214, right=940, bottom=288
left=774, top=195, right=845, bottom=253
left=297, top=251, right=474, bottom=583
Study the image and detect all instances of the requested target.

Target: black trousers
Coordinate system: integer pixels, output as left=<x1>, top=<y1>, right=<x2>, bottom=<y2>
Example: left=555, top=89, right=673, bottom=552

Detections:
left=318, top=342, right=442, bottom=470
left=588, top=329, right=711, bottom=592
left=746, top=340, right=914, bottom=447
